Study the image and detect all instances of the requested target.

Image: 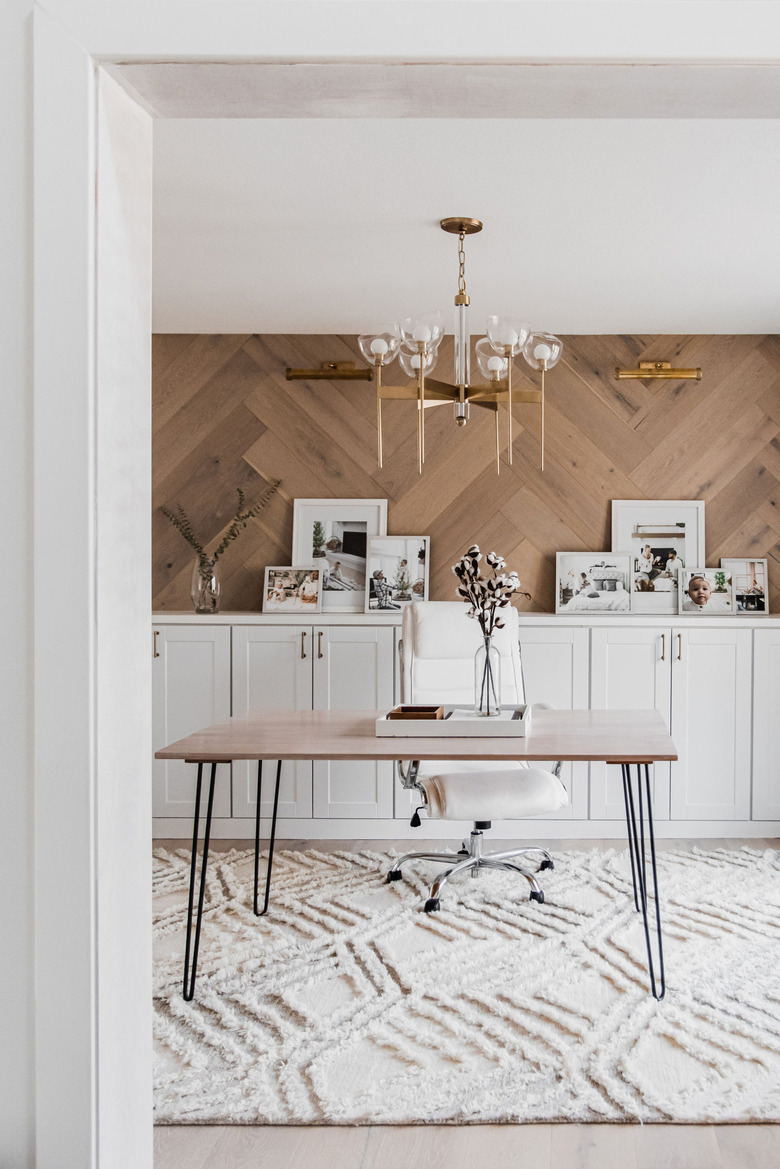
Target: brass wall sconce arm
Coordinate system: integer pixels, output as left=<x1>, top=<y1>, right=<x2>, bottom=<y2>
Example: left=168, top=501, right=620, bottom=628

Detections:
left=615, top=361, right=702, bottom=380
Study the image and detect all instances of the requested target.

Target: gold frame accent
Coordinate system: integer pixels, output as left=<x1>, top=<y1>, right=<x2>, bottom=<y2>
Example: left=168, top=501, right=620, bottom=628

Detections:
left=285, top=361, right=373, bottom=382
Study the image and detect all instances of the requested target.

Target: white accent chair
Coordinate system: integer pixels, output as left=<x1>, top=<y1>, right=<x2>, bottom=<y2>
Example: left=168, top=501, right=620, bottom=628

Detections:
left=387, top=602, right=568, bottom=911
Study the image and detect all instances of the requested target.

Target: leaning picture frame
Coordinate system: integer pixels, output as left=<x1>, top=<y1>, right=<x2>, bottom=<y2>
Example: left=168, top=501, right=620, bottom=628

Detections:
left=720, top=557, right=769, bottom=614
left=612, top=499, right=705, bottom=615
left=263, top=566, right=323, bottom=614
left=556, top=552, right=632, bottom=614
left=291, top=499, right=388, bottom=613
left=365, top=536, right=430, bottom=614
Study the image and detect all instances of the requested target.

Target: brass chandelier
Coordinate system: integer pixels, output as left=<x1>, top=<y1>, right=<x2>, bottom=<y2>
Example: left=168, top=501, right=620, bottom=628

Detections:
left=357, top=218, right=563, bottom=474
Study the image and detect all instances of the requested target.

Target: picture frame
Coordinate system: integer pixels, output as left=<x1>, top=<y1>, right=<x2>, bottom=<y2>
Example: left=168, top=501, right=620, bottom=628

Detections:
left=291, top=499, right=388, bottom=613
left=720, top=558, right=769, bottom=614
left=612, top=499, right=705, bottom=615
left=679, top=568, right=735, bottom=615
left=263, top=566, right=322, bottom=614
left=556, top=552, right=632, bottom=614
left=365, top=536, right=430, bottom=614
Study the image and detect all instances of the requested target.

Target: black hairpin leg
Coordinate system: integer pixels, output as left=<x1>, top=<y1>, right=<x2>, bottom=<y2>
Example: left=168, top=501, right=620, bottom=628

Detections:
left=253, top=759, right=282, bottom=916
left=621, top=762, right=666, bottom=1000
left=183, top=760, right=218, bottom=1001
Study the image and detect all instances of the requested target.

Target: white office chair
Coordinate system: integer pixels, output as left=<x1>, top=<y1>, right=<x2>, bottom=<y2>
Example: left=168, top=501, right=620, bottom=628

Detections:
left=387, top=602, right=568, bottom=911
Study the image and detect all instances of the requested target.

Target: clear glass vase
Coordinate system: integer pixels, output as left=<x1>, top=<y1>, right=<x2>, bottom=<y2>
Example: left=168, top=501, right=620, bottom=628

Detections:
left=191, top=559, right=221, bottom=614
left=474, top=635, right=501, bottom=716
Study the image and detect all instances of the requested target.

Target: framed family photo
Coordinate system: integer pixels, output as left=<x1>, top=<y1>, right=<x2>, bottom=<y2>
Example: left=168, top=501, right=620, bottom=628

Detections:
left=365, top=536, right=430, bottom=613
left=263, top=567, right=322, bottom=613
left=291, top=499, right=387, bottom=613
left=720, top=557, right=769, bottom=614
left=612, top=499, right=705, bottom=614
left=556, top=553, right=632, bottom=613
left=679, top=568, right=735, bottom=614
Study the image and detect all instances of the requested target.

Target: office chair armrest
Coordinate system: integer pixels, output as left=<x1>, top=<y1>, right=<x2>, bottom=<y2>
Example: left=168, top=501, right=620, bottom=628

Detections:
left=396, top=758, right=427, bottom=799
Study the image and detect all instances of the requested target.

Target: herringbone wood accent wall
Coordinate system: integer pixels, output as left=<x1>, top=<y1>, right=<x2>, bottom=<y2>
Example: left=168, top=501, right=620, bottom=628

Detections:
left=153, top=334, right=780, bottom=613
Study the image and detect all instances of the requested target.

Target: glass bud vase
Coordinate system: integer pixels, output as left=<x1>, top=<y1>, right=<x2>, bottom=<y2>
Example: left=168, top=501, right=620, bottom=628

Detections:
left=474, top=635, right=501, bottom=716
left=191, top=558, right=221, bottom=614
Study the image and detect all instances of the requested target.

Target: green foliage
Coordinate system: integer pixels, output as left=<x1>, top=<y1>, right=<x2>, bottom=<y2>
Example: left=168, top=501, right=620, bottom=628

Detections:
left=161, top=480, right=282, bottom=575
left=312, top=521, right=326, bottom=550
left=714, top=569, right=727, bottom=593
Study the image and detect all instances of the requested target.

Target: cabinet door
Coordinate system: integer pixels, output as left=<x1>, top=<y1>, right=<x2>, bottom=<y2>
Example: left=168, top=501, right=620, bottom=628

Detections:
left=590, top=626, right=672, bottom=821
left=752, top=628, right=780, bottom=819
left=152, top=625, right=231, bottom=818
left=231, top=625, right=313, bottom=818
left=313, top=625, right=395, bottom=818
left=670, top=627, right=752, bottom=821
left=518, top=626, right=590, bottom=819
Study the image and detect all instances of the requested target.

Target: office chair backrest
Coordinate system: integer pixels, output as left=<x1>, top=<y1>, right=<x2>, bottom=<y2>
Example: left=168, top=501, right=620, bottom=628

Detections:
left=401, top=602, right=524, bottom=707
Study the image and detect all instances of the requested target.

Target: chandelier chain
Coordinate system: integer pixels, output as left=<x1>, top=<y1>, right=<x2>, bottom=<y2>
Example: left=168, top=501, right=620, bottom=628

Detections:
left=457, top=231, right=467, bottom=296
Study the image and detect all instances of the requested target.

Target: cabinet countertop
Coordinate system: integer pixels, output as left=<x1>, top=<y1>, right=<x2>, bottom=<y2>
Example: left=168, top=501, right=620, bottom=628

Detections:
left=152, top=610, right=780, bottom=628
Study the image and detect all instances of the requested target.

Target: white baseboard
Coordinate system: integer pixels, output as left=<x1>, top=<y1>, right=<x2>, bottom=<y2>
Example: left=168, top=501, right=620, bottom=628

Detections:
left=153, top=817, right=780, bottom=841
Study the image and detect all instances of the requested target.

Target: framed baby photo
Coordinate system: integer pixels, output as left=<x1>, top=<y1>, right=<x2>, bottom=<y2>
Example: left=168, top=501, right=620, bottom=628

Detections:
left=612, top=499, right=705, bottom=615
left=556, top=552, right=632, bottom=614
left=678, top=568, right=735, bottom=615
left=365, top=536, right=430, bottom=613
left=263, top=567, right=322, bottom=613
left=720, top=558, right=769, bottom=614
left=291, top=498, right=387, bottom=613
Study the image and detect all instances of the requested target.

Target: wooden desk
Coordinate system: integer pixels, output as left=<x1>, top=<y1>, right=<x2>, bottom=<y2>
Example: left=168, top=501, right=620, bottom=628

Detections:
left=157, top=708, right=677, bottom=1001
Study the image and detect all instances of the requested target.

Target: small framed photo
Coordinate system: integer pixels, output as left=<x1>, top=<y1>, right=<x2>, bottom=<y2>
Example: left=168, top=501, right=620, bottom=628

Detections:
left=366, top=536, right=430, bottom=613
left=291, top=499, right=387, bottom=613
left=263, top=567, right=322, bottom=613
left=556, top=552, right=632, bottom=613
left=720, top=558, right=768, bottom=614
left=612, top=499, right=705, bottom=615
left=679, top=568, right=735, bottom=615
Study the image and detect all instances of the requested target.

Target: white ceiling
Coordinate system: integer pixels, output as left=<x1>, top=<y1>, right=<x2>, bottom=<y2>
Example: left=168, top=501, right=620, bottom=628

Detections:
left=121, top=62, right=780, bottom=334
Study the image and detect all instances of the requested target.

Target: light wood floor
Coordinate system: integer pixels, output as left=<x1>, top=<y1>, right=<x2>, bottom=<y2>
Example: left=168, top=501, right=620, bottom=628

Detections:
left=154, top=837, right=779, bottom=1169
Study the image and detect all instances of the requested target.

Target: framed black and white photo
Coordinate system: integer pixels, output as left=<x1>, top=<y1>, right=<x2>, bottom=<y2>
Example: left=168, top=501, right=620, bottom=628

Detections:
left=365, top=536, right=430, bottom=613
left=612, top=499, right=705, bottom=614
left=679, top=568, right=735, bottom=614
left=556, top=552, right=632, bottom=614
left=291, top=499, right=387, bottom=613
left=263, top=567, right=322, bottom=613
left=720, top=558, right=768, bottom=614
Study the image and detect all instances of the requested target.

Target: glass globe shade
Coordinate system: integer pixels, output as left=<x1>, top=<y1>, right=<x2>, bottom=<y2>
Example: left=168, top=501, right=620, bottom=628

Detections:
left=358, top=326, right=401, bottom=366
left=398, top=347, right=438, bottom=379
left=522, top=332, right=563, bottom=371
left=400, top=311, right=445, bottom=351
left=475, top=336, right=509, bottom=380
left=485, top=315, right=530, bottom=357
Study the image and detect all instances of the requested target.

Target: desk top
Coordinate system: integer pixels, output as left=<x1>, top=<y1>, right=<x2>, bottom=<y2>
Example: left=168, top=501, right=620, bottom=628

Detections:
left=155, top=708, right=677, bottom=764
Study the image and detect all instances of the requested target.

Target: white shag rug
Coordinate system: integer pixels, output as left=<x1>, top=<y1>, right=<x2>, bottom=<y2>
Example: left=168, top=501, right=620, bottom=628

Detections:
left=153, top=845, right=780, bottom=1125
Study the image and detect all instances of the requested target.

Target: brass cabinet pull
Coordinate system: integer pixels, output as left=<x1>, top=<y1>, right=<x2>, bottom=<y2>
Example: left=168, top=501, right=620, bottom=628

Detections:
left=677, top=633, right=682, bottom=661
left=153, top=630, right=160, bottom=659
left=660, top=633, right=665, bottom=661
left=300, top=631, right=307, bottom=659
left=317, top=630, right=324, bottom=659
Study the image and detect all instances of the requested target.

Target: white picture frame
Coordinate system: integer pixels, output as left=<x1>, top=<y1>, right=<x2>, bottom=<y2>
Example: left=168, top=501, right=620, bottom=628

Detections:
left=291, top=498, right=388, bottom=613
left=263, top=566, right=323, bottom=614
left=365, top=536, right=430, bottom=614
left=556, top=552, right=632, bottom=614
left=612, top=499, right=705, bottom=615
left=720, top=557, right=769, bottom=614
left=679, top=568, right=735, bottom=615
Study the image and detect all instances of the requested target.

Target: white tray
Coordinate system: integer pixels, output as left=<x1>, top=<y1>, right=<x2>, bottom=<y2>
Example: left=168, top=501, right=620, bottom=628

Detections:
left=375, top=704, right=532, bottom=738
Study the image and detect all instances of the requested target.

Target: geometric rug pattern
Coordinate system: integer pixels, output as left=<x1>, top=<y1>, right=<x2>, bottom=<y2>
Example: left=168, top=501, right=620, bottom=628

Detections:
left=153, top=847, right=780, bottom=1125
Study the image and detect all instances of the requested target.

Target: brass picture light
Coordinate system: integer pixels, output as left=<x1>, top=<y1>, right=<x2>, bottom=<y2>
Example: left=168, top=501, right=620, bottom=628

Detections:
left=615, top=361, right=702, bottom=380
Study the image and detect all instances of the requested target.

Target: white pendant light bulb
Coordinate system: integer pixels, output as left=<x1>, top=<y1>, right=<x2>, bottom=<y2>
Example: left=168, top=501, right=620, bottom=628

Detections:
left=412, top=325, right=432, bottom=343
left=533, top=342, right=553, bottom=363
left=487, top=356, right=505, bottom=373
left=370, top=337, right=389, bottom=356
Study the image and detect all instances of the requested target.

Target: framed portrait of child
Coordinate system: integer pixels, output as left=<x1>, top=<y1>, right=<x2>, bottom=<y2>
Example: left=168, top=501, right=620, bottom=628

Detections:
left=678, top=568, right=734, bottom=615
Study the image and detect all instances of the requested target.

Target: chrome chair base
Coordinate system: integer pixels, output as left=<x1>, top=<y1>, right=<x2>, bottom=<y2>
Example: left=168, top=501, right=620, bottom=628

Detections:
left=386, top=827, right=553, bottom=912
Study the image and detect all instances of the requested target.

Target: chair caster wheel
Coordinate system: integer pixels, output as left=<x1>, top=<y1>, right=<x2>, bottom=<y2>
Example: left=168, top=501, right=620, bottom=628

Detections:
left=386, top=870, right=403, bottom=882
left=538, top=859, right=554, bottom=871
left=424, top=898, right=441, bottom=913
left=530, top=890, right=545, bottom=904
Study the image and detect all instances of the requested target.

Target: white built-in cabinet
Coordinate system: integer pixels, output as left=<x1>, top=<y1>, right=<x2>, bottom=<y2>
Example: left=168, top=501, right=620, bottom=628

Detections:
left=590, top=624, right=753, bottom=822
left=152, top=614, right=780, bottom=834
left=152, top=624, right=232, bottom=818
